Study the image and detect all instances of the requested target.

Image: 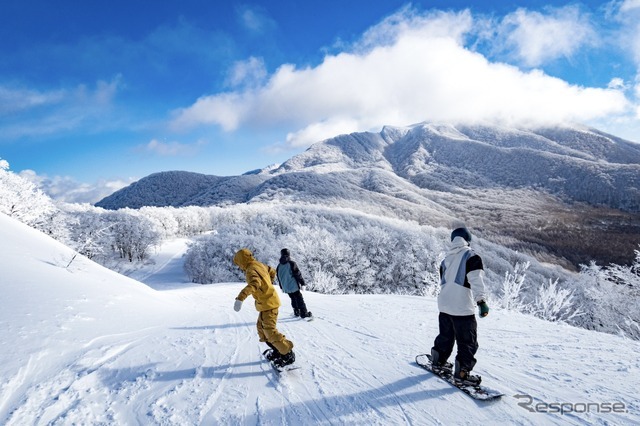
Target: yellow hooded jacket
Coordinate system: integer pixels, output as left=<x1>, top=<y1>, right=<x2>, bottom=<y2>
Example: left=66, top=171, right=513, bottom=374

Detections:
left=234, top=248, right=280, bottom=312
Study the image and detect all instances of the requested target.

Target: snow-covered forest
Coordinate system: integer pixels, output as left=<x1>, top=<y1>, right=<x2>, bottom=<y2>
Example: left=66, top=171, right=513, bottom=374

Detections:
left=2, top=159, right=639, bottom=339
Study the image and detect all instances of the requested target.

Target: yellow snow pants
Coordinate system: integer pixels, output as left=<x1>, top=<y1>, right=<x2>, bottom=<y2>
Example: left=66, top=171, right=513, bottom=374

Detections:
left=257, top=308, right=293, bottom=355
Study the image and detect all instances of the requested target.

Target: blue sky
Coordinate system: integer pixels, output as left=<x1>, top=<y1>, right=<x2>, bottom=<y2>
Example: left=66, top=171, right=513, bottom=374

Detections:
left=1, top=0, right=639, bottom=203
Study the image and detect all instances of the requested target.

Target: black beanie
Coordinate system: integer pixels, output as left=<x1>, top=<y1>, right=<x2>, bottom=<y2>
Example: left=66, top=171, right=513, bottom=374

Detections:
left=451, top=227, right=472, bottom=243
left=281, top=248, right=290, bottom=256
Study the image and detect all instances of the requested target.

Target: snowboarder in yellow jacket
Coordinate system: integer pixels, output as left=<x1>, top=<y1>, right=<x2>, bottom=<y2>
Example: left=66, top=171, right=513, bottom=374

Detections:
left=233, top=248, right=295, bottom=367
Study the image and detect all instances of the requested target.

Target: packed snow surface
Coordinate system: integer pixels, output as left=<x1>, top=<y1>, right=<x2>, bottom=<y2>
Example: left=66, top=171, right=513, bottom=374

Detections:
left=1, top=213, right=638, bottom=425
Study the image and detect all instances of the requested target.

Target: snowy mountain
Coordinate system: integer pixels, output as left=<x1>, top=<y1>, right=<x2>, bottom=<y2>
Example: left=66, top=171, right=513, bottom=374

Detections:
left=95, top=170, right=268, bottom=209
left=98, top=122, right=640, bottom=212
left=272, top=122, right=640, bottom=211
left=1, top=212, right=638, bottom=425
left=96, top=122, right=640, bottom=268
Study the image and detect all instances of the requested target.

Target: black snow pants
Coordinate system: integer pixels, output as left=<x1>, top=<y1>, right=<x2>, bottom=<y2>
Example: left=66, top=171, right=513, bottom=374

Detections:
left=432, top=312, right=478, bottom=372
left=288, top=291, right=308, bottom=316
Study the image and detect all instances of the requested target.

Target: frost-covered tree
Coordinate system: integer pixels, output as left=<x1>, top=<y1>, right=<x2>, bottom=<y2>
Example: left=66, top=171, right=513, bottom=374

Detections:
left=139, top=206, right=181, bottom=239
left=603, top=248, right=640, bottom=291
left=172, top=206, right=213, bottom=236
left=499, top=261, right=530, bottom=311
left=106, top=210, right=160, bottom=262
left=62, top=205, right=109, bottom=260
left=0, top=159, right=68, bottom=241
left=183, top=205, right=444, bottom=295
left=532, top=278, right=582, bottom=322
left=183, top=225, right=270, bottom=283
left=576, top=249, right=640, bottom=339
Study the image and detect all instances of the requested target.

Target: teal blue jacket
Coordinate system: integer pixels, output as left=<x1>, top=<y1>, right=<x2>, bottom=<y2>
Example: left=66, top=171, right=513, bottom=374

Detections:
left=276, top=254, right=306, bottom=294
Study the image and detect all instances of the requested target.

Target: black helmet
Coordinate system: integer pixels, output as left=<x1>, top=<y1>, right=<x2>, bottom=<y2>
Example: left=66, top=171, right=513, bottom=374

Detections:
left=280, top=248, right=290, bottom=256
left=451, top=227, right=472, bottom=243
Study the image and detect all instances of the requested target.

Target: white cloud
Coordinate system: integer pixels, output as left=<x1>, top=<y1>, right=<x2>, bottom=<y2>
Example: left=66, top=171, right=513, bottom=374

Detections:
left=170, top=8, right=631, bottom=151
left=270, top=117, right=361, bottom=152
left=606, top=0, right=640, bottom=128
left=225, top=57, right=268, bottom=88
left=608, top=77, right=626, bottom=89
left=620, top=0, right=640, bottom=12
left=171, top=92, right=248, bottom=131
left=355, top=7, right=473, bottom=51
left=19, top=170, right=133, bottom=204
left=0, top=85, right=66, bottom=114
left=236, top=5, right=276, bottom=35
left=497, top=6, right=597, bottom=67
left=0, top=77, right=123, bottom=138
left=608, top=0, right=640, bottom=65
left=91, top=77, right=121, bottom=105
left=140, top=138, right=207, bottom=156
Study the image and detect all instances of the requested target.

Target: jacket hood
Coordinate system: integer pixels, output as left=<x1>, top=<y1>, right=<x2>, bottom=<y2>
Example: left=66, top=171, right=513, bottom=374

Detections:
left=447, top=237, right=469, bottom=255
left=233, top=248, right=254, bottom=271
left=279, top=248, right=290, bottom=264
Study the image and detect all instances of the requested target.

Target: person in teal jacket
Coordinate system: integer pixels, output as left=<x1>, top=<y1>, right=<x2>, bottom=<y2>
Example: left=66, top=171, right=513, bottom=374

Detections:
left=276, top=248, right=313, bottom=319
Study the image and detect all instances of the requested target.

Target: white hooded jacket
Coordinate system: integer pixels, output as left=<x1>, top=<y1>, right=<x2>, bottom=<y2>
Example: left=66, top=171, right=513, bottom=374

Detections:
left=437, top=237, right=487, bottom=316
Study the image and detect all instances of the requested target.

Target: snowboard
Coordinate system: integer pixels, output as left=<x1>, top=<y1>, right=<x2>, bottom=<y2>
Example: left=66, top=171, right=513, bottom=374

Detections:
left=415, top=354, right=503, bottom=401
left=291, top=313, right=314, bottom=322
left=263, top=349, right=300, bottom=373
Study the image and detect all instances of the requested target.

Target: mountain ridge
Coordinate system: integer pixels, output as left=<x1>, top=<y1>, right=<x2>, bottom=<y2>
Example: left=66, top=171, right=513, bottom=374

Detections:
left=95, top=122, right=640, bottom=268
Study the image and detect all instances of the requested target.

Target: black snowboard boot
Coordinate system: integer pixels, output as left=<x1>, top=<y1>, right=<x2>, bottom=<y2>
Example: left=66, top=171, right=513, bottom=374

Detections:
left=274, top=350, right=295, bottom=367
left=454, top=360, right=481, bottom=386
left=263, top=348, right=281, bottom=361
left=293, top=309, right=300, bottom=317
left=300, top=310, right=313, bottom=319
left=263, top=342, right=281, bottom=361
left=430, top=348, right=452, bottom=371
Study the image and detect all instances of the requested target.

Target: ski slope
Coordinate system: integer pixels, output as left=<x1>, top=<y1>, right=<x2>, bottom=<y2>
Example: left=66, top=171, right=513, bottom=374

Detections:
left=1, top=213, right=638, bottom=425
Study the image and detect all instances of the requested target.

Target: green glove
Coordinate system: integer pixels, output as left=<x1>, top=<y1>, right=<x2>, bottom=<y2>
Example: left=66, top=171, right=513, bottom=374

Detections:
left=478, top=301, right=489, bottom=318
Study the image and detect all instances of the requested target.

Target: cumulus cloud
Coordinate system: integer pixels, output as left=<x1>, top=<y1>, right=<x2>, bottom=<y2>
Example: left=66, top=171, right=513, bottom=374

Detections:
left=496, top=6, right=597, bottom=67
left=19, top=170, right=133, bottom=204
left=608, top=77, right=626, bottom=90
left=170, top=8, right=631, bottom=151
left=264, top=117, right=362, bottom=153
left=225, top=56, right=268, bottom=88
left=355, top=6, right=474, bottom=51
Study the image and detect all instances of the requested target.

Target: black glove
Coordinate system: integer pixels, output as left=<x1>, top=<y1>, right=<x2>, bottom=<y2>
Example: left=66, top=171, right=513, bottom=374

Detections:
left=478, top=300, right=489, bottom=318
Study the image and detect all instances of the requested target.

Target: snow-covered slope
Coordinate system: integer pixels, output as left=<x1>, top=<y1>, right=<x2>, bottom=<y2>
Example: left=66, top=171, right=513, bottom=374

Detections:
left=1, top=213, right=639, bottom=425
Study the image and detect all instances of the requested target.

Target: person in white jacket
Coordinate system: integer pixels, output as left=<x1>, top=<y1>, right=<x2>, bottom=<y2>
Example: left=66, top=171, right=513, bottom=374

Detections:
left=430, top=227, right=490, bottom=385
